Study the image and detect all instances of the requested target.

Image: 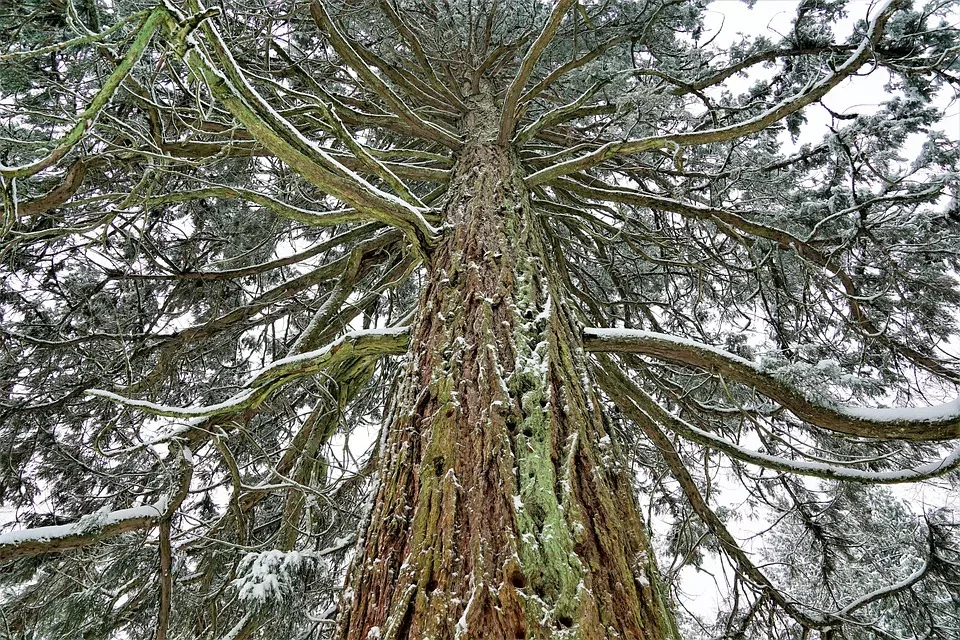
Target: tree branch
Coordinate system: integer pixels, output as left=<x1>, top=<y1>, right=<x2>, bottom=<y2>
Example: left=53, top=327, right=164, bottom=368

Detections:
left=593, top=357, right=828, bottom=631
left=525, top=0, right=903, bottom=185
left=86, top=327, right=410, bottom=420
left=173, top=3, right=440, bottom=253
left=585, top=328, right=960, bottom=441
left=0, top=9, right=168, bottom=181
left=0, top=498, right=166, bottom=562
left=309, top=0, right=462, bottom=150
left=561, top=177, right=960, bottom=384
left=595, top=348, right=960, bottom=482
left=498, top=0, right=578, bottom=145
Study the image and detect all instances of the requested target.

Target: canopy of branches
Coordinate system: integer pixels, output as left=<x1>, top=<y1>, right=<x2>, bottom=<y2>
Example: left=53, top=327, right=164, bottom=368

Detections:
left=0, top=0, right=959, bottom=638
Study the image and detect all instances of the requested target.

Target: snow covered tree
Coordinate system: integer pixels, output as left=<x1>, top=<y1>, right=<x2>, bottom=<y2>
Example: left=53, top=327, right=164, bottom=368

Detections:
left=1, top=0, right=959, bottom=638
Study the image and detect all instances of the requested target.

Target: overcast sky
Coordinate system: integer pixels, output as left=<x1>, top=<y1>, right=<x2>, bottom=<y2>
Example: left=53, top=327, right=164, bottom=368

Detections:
left=704, top=0, right=959, bottom=156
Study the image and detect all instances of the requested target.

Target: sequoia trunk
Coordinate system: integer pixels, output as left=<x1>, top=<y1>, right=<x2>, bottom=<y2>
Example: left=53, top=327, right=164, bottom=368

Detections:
left=336, top=91, right=678, bottom=640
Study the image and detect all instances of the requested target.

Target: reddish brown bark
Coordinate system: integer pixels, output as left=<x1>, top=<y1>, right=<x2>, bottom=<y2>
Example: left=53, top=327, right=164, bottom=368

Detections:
left=336, top=90, right=677, bottom=640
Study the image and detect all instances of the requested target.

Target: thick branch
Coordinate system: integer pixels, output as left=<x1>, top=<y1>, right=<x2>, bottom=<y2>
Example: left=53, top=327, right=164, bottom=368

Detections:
left=561, top=177, right=960, bottom=384
left=498, top=0, right=578, bottom=145
left=0, top=498, right=167, bottom=562
left=585, top=328, right=960, bottom=441
left=595, top=347, right=960, bottom=482
left=18, top=159, right=96, bottom=216
left=175, top=4, right=439, bottom=253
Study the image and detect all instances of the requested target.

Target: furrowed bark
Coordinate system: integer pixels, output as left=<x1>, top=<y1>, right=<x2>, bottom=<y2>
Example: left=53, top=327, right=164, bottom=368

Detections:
left=336, top=86, right=678, bottom=640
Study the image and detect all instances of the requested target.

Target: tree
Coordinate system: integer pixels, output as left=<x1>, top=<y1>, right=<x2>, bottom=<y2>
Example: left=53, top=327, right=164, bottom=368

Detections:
left=1, top=0, right=959, bottom=637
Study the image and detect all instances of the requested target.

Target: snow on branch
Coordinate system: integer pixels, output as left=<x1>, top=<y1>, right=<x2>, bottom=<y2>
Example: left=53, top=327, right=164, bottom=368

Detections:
left=585, top=328, right=960, bottom=442
left=169, top=2, right=440, bottom=254
left=0, top=496, right=168, bottom=562
left=835, top=531, right=934, bottom=617
left=247, top=327, right=409, bottom=388
left=498, top=0, right=578, bottom=145
left=309, top=0, right=462, bottom=150
left=308, top=97, right=425, bottom=207
left=597, top=359, right=946, bottom=632
left=598, top=354, right=960, bottom=483
left=524, top=0, right=903, bottom=185
left=0, top=8, right=169, bottom=181
left=514, top=81, right=606, bottom=146
left=564, top=177, right=960, bottom=384
left=86, top=328, right=410, bottom=420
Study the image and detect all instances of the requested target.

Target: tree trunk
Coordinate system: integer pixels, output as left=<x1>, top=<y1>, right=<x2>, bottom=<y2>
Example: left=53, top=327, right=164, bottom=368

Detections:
left=336, top=89, right=678, bottom=640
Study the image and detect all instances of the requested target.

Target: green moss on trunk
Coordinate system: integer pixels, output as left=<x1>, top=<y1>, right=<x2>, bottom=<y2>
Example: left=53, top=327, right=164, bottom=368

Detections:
left=335, top=90, right=678, bottom=640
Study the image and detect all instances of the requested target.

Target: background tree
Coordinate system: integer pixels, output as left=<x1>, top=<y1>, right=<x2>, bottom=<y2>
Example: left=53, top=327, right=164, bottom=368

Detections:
left=1, top=0, right=959, bottom=638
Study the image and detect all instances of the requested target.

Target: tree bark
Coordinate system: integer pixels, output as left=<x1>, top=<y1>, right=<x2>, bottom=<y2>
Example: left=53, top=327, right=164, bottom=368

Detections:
left=336, top=89, right=678, bottom=640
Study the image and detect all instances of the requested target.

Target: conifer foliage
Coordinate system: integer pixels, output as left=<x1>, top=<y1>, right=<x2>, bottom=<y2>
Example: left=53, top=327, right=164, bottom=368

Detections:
left=1, top=0, right=959, bottom=638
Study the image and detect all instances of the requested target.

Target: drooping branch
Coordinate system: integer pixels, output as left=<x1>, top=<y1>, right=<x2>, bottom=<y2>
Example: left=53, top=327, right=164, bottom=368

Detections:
left=834, top=529, right=935, bottom=618
left=592, top=358, right=829, bottom=632
left=0, top=448, right=192, bottom=562
left=597, top=357, right=946, bottom=635
left=594, top=348, right=960, bottom=482
left=585, top=328, right=960, bottom=442
left=106, top=224, right=382, bottom=282
left=145, top=187, right=371, bottom=227
left=116, top=230, right=404, bottom=394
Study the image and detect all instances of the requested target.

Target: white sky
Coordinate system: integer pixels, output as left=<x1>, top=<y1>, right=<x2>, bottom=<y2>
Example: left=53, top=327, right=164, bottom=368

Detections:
left=704, top=0, right=960, bottom=153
